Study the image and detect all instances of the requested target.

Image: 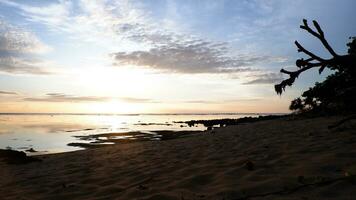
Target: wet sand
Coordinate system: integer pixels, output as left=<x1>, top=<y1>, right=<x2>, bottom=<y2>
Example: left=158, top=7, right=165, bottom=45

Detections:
left=1, top=116, right=356, bottom=199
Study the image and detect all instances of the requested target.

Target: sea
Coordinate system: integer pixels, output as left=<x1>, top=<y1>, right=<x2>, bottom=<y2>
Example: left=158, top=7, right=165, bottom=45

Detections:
left=0, top=113, right=273, bottom=155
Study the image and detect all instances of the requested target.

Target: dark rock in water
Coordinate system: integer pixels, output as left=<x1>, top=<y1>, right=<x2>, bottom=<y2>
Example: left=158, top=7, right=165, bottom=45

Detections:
left=134, top=122, right=173, bottom=126
left=245, top=160, right=255, bottom=171
left=69, top=130, right=203, bottom=149
left=0, top=149, right=42, bottom=164
left=25, top=148, right=37, bottom=153
left=174, top=114, right=288, bottom=128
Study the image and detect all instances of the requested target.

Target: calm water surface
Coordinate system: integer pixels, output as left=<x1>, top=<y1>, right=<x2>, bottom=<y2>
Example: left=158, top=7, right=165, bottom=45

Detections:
left=0, top=113, right=260, bottom=154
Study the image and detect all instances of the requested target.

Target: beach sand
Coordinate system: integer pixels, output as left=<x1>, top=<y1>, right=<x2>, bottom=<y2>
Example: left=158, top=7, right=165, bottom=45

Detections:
left=1, top=116, right=356, bottom=200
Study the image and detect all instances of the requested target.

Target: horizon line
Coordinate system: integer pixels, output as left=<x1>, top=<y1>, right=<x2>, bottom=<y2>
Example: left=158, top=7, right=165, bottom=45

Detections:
left=0, top=112, right=289, bottom=116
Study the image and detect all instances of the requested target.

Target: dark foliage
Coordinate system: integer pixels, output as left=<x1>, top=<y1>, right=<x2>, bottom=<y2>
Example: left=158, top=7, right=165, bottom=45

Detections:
left=275, top=19, right=356, bottom=113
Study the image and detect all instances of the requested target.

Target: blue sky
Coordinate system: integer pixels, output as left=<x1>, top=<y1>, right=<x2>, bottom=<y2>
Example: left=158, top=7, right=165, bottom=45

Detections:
left=0, top=0, right=355, bottom=113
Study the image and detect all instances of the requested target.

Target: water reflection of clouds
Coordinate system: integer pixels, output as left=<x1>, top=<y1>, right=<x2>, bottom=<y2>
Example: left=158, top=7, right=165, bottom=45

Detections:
left=0, top=125, right=14, bottom=135
left=22, top=123, right=93, bottom=133
left=0, top=130, right=13, bottom=135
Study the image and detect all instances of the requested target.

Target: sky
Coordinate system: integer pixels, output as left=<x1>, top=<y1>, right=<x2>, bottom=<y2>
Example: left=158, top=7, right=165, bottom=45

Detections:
left=0, top=0, right=355, bottom=114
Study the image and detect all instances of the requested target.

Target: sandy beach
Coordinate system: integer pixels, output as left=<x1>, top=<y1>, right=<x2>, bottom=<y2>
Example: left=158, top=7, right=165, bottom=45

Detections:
left=1, top=116, right=356, bottom=200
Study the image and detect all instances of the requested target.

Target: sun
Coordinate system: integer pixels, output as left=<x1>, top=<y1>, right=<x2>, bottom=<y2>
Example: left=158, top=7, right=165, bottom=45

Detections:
left=86, top=100, right=134, bottom=114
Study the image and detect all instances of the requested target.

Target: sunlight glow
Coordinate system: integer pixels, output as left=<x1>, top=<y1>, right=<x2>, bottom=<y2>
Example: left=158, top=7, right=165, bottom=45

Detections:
left=88, top=100, right=140, bottom=114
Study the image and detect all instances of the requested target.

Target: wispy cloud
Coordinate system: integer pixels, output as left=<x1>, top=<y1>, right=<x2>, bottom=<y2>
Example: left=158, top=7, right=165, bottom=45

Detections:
left=0, top=0, right=285, bottom=77
left=0, top=90, right=18, bottom=95
left=0, top=0, right=72, bottom=32
left=119, top=97, right=160, bottom=103
left=24, top=93, right=109, bottom=103
left=0, top=0, right=146, bottom=44
left=0, top=57, right=54, bottom=75
left=0, top=20, right=51, bottom=54
left=22, top=93, right=161, bottom=104
left=242, top=72, right=283, bottom=85
left=181, top=98, right=262, bottom=104
left=111, top=39, right=273, bottom=74
left=21, top=92, right=261, bottom=105
left=0, top=0, right=294, bottom=84
left=181, top=100, right=217, bottom=104
left=0, top=20, right=53, bottom=75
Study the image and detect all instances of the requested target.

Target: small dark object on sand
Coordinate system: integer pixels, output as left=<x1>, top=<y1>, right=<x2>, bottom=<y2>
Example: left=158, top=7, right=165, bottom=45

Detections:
left=0, top=149, right=41, bottom=164
left=245, top=160, right=255, bottom=171
left=138, top=185, right=148, bottom=190
left=298, top=176, right=306, bottom=184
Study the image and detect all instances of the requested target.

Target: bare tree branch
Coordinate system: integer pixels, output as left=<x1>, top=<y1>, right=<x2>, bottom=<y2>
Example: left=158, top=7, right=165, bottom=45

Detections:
left=300, top=19, right=338, bottom=57
left=274, top=19, right=354, bottom=95
left=312, top=20, right=324, bottom=37
left=294, top=41, right=324, bottom=61
left=275, top=64, right=320, bottom=95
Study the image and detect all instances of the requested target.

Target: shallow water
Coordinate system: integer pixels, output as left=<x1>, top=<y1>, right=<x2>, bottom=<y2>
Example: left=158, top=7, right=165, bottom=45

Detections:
left=0, top=113, right=261, bottom=154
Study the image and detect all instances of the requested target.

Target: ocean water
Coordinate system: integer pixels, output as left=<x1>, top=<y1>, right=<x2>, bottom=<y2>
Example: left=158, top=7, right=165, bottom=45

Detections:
left=0, top=113, right=262, bottom=154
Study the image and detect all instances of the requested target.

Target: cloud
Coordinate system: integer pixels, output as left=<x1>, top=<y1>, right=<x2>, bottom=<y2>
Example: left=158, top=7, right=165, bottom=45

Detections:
left=22, top=92, right=261, bottom=105
left=0, top=20, right=53, bottom=75
left=0, top=57, right=53, bottom=75
left=242, top=73, right=283, bottom=85
left=0, top=0, right=72, bottom=31
left=23, top=93, right=160, bottom=104
left=119, top=97, right=160, bottom=103
left=0, top=90, right=17, bottom=95
left=0, top=20, right=51, bottom=54
left=182, top=100, right=216, bottom=104
left=0, top=0, right=287, bottom=78
left=0, top=0, right=147, bottom=44
left=24, top=93, right=109, bottom=103
left=181, top=98, right=262, bottom=104
left=111, top=39, right=272, bottom=74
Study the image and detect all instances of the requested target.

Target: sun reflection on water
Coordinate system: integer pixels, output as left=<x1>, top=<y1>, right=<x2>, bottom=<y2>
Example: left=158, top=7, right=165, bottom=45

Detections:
left=0, top=113, right=256, bottom=154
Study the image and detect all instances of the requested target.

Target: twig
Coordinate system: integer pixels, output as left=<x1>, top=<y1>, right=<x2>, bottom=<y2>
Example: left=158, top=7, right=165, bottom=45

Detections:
left=328, top=115, right=356, bottom=129
left=122, top=177, right=153, bottom=191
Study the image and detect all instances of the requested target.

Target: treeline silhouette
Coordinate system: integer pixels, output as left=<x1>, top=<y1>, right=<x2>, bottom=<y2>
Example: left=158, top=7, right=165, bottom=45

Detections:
left=275, top=19, right=356, bottom=114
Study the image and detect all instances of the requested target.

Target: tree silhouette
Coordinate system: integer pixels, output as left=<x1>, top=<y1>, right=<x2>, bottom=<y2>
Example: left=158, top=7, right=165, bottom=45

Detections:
left=275, top=19, right=356, bottom=113
left=275, top=19, right=356, bottom=95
